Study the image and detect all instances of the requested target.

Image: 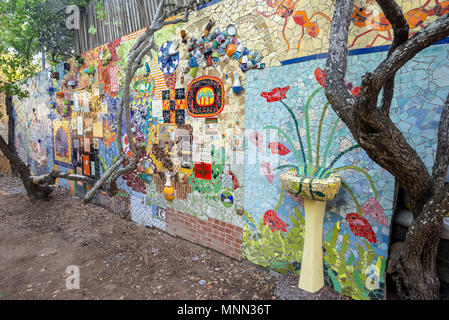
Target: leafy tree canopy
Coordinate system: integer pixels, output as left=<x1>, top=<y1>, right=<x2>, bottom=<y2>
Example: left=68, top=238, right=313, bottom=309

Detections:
left=0, top=0, right=90, bottom=99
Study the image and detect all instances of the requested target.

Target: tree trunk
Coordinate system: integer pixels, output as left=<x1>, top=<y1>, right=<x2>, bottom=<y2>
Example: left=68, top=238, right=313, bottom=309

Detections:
left=388, top=184, right=449, bottom=299
left=5, top=96, right=18, bottom=176
left=324, top=0, right=449, bottom=299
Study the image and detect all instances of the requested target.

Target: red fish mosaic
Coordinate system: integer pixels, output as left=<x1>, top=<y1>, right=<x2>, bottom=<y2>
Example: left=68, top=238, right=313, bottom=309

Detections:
left=346, top=212, right=377, bottom=243
left=263, top=210, right=288, bottom=232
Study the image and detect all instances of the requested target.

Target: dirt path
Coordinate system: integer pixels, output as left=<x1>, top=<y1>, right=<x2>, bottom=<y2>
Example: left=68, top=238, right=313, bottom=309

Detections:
left=0, top=175, right=343, bottom=300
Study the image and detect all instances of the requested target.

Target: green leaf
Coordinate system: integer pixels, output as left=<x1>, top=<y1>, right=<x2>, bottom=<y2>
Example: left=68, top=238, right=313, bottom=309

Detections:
left=289, top=215, right=299, bottom=227
left=347, top=252, right=355, bottom=265
left=341, top=233, right=349, bottom=254
left=329, top=221, right=340, bottom=248
left=380, top=257, right=386, bottom=280
left=353, top=269, right=369, bottom=295
left=327, top=269, right=341, bottom=293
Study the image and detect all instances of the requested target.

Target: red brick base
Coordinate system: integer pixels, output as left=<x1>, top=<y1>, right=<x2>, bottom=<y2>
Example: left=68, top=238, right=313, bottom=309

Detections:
left=166, top=208, right=242, bottom=260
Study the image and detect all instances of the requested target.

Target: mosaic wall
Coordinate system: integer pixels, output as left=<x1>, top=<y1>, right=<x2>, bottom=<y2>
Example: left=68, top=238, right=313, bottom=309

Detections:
left=243, top=41, right=449, bottom=300
left=182, top=0, right=445, bottom=65
left=10, top=0, right=449, bottom=300
left=13, top=72, right=55, bottom=176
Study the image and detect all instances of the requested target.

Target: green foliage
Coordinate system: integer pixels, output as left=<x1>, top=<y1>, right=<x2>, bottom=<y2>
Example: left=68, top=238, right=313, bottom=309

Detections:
left=0, top=0, right=87, bottom=98
left=243, top=205, right=385, bottom=300
left=88, top=25, right=97, bottom=35
left=0, top=50, right=34, bottom=98
left=94, top=0, right=107, bottom=21
left=242, top=207, right=305, bottom=274
left=323, top=222, right=384, bottom=300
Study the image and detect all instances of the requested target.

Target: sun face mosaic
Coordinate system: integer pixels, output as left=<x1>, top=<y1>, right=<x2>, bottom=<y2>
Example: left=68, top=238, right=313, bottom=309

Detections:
left=11, top=0, right=449, bottom=300
left=186, top=76, right=225, bottom=118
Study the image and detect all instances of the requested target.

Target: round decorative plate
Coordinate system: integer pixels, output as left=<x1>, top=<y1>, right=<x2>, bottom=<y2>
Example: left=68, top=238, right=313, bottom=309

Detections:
left=226, top=24, right=237, bottom=36
left=221, top=191, right=234, bottom=208
left=221, top=173, right=233, bottom=189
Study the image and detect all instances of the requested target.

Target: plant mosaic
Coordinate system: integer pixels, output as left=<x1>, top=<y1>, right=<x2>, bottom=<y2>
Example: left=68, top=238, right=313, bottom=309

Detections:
left=243, top=39, right=449, bottom=299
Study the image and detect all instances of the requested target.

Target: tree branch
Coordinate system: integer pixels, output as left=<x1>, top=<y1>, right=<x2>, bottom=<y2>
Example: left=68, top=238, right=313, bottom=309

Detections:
left=376, top=0, right=409, bottom=115
left=432, top=92, right=449, bottom=190
left=325, top=0, right=435, bottom=216
left=160, top=4, right=196, bottom=27
left=31, top=170, right=97, bottom=186
left=324, top=0, right=355, bottom=124
left=83, top=154, right=127, bottom=203
left=324, top=0, right=449, bottom=300
left=369, top=13, right=449, bottom=96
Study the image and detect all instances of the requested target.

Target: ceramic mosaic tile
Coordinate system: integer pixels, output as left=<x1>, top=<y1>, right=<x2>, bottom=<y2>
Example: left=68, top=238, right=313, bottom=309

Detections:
left=244, top=62, right=396, bottom=300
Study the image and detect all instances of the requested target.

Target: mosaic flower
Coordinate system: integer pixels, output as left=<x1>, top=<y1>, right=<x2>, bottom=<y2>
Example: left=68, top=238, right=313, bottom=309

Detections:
left=263, top=210, right=287, bottom=233
left=314, top=67, right=360, bottom=97
left=262, top=70, right=378, bottom=227
left=268, top=142, right=291, bottom=155
left=361, top=198, right=388, bottom=226
left=346, top=212, right=377, bottom=243
left=249, top=131, right=263, bottom=152
left=315, top=67, right=326, bottom=87
left=261, top=86, right=290, bottom=102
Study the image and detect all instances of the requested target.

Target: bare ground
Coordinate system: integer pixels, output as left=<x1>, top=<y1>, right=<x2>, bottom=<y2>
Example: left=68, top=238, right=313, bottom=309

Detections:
left=0, top=175, right=343, bottom=300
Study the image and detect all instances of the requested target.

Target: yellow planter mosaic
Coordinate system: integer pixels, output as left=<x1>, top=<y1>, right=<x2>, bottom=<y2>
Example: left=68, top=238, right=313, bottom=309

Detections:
left=279, top=168, right=342, bottom=293
left=279, top=168, right=342, bottom=202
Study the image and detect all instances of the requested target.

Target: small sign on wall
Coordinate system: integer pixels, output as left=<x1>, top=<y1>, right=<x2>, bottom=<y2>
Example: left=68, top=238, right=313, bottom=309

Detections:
left=84, top=118, right=92, bottom=132
left=185, top=76, right=225, bottom=118
left=82, top=155, right=90, bottom=176
left=175, top=109, right=185, bottom=125
left=76, top=167, right=83, bottom=185
left=84, top=138, right=90, bottom=152
left=194, top=162, right=212, bottom=180
left=93, top=83, right=105, bottom=97
left=77, top=116, right=83, bottom=135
